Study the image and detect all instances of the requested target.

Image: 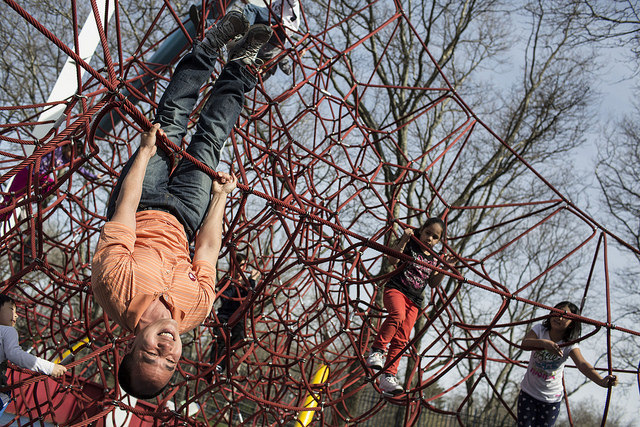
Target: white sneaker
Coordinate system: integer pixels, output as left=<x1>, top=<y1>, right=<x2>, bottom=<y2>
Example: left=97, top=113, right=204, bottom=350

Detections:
left=366, top=351, right=384, bottom=370
left=379, top=374, right=403, bottom=395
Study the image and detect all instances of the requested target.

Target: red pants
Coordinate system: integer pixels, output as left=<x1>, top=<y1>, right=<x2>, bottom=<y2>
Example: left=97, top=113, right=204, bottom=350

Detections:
left=371, top=288, right=419, bottom=375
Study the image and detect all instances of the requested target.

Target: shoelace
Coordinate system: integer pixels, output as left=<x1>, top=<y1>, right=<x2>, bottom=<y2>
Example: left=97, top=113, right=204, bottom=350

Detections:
left=208, top=15, right=244, bottom=48
left=241, top=40, right=266, bottom=59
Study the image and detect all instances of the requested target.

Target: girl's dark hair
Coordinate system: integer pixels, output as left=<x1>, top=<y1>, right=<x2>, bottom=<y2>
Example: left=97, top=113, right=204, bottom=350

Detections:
left=418, top=217, right=446, bottom=234
left=0, top=295, right=15, bottom=309
left=542, top=301, right=582, bottom=341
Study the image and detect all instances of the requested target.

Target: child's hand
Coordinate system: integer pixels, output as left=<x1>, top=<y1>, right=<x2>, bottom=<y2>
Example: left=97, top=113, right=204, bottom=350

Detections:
left=543, top=340, right=563, bottom=357
left=442, top=253, right=456, bottom=265
left=140, top=123, right=161, bottom=156
left=51, top=364, right=67, bottom=378
left=212, top=172, right=237, bottom=195
left=403, top=229, right=414, bottom=240
left=599, top=375, right=618, bottom=387
left=251, top=269, right=261, bottom=281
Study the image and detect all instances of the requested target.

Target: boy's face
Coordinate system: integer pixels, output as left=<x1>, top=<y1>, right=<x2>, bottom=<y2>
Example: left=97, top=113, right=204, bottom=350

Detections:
left=127, top=318, right=182, bottom=394
left=0, top=303, right=17, bottom=327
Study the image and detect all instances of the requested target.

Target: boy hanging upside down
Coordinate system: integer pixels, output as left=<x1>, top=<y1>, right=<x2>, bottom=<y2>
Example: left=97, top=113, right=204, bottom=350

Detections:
left=91, top=11, right=273, bottom=399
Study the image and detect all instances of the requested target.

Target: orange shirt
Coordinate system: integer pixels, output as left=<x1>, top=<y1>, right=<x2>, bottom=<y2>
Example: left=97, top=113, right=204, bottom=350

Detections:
left=91, top=210, right=216, bottom=334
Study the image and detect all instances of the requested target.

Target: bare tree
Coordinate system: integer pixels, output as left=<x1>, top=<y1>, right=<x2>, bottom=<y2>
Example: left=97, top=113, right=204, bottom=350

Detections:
left=596, top=104, right=640, bottom=258
left=594, top=102, right=640, bottom=379
left=576, top=0, right=640, bottom=391
left=556, top=399, right=625, bottom=427
left=559, top=0, right=640, bottom=71
left=299, top=0, right=604, bottom=421
left=1, top=0, right=635, bottom=424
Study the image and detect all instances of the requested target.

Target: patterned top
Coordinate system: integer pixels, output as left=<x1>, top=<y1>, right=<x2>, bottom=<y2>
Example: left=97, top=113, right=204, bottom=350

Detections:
left=91, top=210, right=217, bottom=334
left=520, top=323, right=578, bottom=403
left=386, top=241, right=440, bottom=307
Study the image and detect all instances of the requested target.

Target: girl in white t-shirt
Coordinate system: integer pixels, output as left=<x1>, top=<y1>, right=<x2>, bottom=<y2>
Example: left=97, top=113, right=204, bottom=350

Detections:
left=518, top=301, right=617, bottom=427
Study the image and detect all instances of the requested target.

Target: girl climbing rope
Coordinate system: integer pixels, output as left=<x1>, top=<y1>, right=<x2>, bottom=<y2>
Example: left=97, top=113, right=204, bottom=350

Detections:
left=366, top=217, right=452, bottom=395
left=517, top=301, right=618, bottom=426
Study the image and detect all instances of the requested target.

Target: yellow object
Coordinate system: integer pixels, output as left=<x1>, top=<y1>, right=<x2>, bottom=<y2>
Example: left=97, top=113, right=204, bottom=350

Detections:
left=54, top=337, right=89, bottom=364
left=296, top=364, right=329, bottom=427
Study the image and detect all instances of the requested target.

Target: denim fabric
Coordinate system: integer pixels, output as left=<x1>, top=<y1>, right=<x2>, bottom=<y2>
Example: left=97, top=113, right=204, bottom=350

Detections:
left=243, top=4, right=279, bottom=25
left=517, top=390, right=562, bottom=427
left=107, top=41, right=257, bottom=241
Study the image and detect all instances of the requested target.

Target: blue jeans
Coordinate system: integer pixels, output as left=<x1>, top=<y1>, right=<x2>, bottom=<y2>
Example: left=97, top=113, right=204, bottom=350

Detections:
left=243, top=4, right=279, bottom=26
left=243, top=4, right=286, bottom=43
left=107, top=42, right=257, bottom=241
left=517, top=390, right=561, bottom=427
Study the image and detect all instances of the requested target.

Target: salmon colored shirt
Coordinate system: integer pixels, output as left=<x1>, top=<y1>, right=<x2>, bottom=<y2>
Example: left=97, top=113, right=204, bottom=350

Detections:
left=91, top=210, right=216, bottom=334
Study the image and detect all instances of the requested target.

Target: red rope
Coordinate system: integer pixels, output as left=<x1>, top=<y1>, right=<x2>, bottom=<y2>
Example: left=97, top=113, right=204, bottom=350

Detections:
left=0, top=1, right=636, bottom=425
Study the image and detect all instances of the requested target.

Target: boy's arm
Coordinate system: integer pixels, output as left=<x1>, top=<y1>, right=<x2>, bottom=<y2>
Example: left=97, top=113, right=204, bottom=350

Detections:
left=2, top=328, right=66, bottom=377
left=193, top=172, right=237, bottom=267
left=110, top=124, right=161, bottom=231
left=249, top=268, right=261, bottom=289
left=520, top=329, right=563, bottom=357
left=387, top=229, right=413, bottom=266
left=570, top=348, right=618, bottom=387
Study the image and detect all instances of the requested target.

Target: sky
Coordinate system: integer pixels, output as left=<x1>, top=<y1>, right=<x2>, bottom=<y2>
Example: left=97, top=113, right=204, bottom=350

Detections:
left=432, top=8, right=639, bottom=423
left=577, top=48, right=638, bottom=426
left=496, top=28, right=639, bottom=426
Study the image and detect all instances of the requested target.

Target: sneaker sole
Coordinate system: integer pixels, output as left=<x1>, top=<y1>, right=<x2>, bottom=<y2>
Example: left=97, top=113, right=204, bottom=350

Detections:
left=381, top=389, right=404, bottom=397
left=218, top=11, right=249, bottom=39
left=205, top=10, right=249, bottom=50
left=228, top=24, right=273, bottom=63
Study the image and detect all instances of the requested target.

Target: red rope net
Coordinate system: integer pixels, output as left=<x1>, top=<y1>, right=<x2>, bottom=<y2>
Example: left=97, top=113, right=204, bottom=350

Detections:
left=0, top=0, right=638, bottom=425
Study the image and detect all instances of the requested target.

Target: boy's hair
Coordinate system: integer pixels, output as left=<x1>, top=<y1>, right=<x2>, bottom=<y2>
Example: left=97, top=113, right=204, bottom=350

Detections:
left=418, top=217, right=446, bottom=234
left=542, top=301, right=582, bottom=341
left=118, top=353, right=167, bottom=399
left=235, top=253, right=247, bottom=265
left=0, top=295, right=15, bottom=309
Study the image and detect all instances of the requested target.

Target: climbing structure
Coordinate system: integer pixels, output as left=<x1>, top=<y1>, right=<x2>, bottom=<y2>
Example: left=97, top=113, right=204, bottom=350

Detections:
left=0, top=0, right=638, bottom=425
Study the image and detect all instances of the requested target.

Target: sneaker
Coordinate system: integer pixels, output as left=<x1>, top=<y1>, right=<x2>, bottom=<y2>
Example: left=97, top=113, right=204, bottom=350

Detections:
left=0, top=392, right=10, bottom=409
left=202, top=10, right=249, bottom=54
left=232, top=410, right=244, bottom=423
left=379, top=374, right=403, bottom=395
left=366, top=350, right=384, bottom=370
left=279, top=57, right=293, bottom=75
left=189, top=4, right=201, bottom=30
left=228, top=24, right=273, bottom=66
left=206, top=363, right=225, bottom=382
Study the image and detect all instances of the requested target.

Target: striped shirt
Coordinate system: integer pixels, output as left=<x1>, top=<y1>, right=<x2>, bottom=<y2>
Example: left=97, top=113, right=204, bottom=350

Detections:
left=91, top=210, right=216, bottom=334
